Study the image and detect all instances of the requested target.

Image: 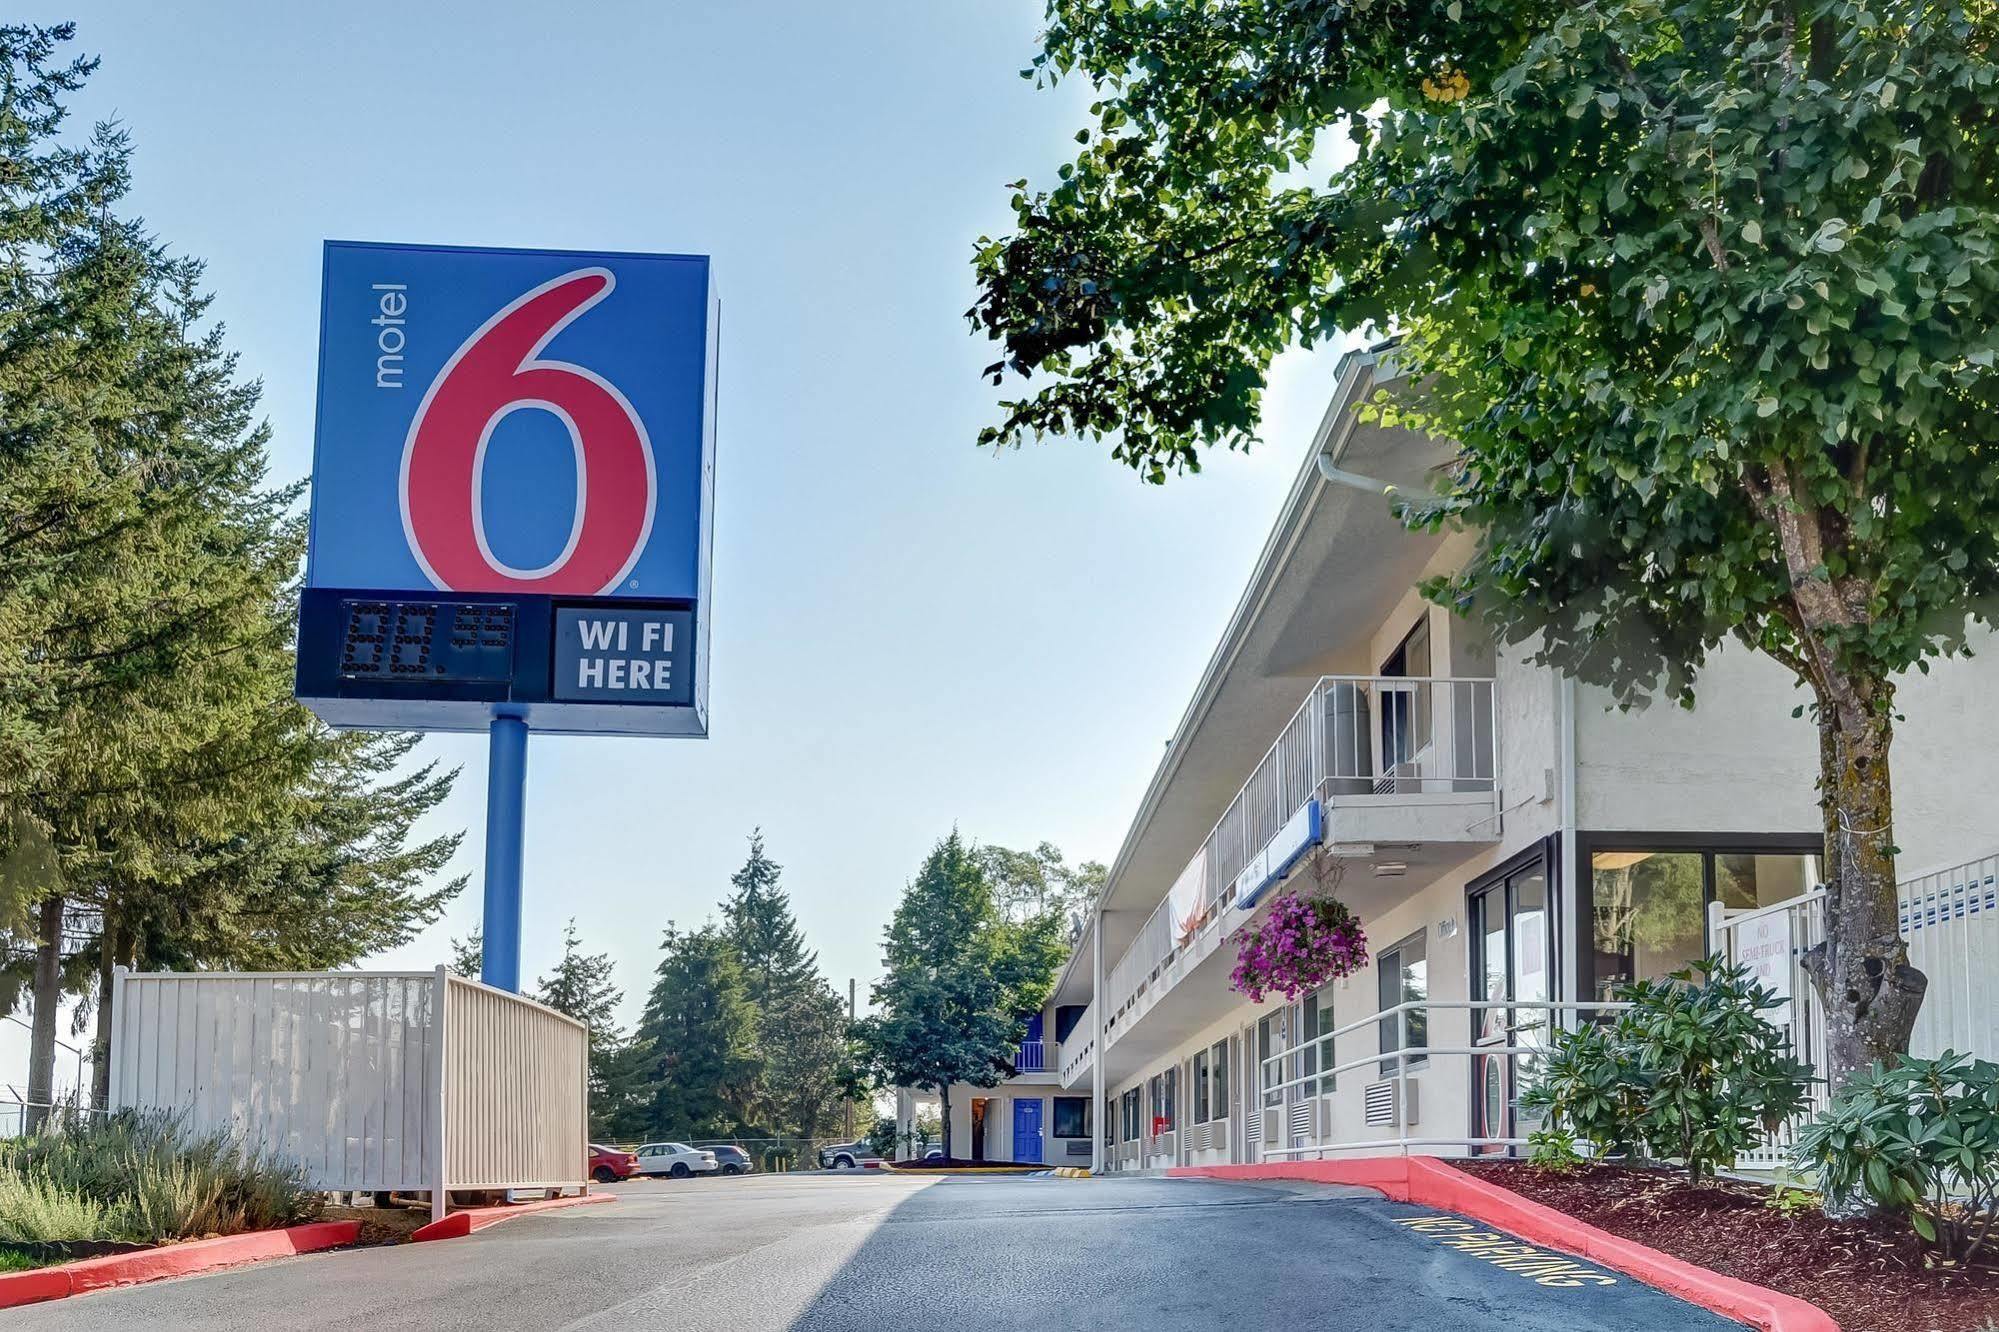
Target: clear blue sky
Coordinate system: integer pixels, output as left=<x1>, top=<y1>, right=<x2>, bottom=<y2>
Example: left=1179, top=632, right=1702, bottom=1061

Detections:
left=39, top=1, right=1348, bottom=1030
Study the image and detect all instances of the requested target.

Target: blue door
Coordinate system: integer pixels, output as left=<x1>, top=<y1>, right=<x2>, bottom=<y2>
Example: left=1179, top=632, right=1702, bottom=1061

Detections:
left=1012, top=1098, right=1044, bottom=1164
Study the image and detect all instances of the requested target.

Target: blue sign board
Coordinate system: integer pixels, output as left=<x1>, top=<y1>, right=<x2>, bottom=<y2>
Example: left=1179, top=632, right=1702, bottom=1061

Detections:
left=1234, top=799, right=1324, bottom=913
left=295, top=240, right=717, bottom=737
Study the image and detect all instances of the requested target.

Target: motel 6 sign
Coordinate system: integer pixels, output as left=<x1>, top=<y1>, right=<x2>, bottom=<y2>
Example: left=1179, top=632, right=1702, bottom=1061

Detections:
left=296, top=241, right=718, bottom=737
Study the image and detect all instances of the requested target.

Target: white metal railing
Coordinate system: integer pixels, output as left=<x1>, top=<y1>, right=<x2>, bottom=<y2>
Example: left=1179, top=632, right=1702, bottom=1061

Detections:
left=1710, top=887, right=1829, bottom=1169
left=1712, top=856, right=1998, bottom=1170
left=1256, top=999, right=1627, bottom=1159
left=1060, top=1008, right=1095, bottom=1085
left=1100, top=674, right=1498, bottom=1038
left=1106, top=892, right=1178, bottom=1032
left=1899, top=852, right=1999, bottom=1062
left=1014, top=1040, right=1058, bottom=1074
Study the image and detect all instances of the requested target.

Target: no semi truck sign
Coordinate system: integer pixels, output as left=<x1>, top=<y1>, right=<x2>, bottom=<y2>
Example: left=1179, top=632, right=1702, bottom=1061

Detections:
left=296, top=241, right=718, bottom=737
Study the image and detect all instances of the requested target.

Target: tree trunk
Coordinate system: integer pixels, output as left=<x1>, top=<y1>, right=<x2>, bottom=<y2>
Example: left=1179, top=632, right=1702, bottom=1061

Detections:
left=1801, top=688, right=1927, bottom=1097
left=939, top=1084, right=952, bottom=1161
left=25, top=894, right=63, bottom=1132
left=90, top=916, right=120, bottom=1111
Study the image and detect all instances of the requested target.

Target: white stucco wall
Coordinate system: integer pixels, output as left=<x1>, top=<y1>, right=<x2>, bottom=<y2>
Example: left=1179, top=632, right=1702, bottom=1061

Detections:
left=1571, top=626, right=1999, bottom=869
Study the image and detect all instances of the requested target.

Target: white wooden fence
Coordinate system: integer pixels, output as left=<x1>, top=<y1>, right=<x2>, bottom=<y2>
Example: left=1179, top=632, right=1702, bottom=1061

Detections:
left=108, top=967, right=589, bottom=1220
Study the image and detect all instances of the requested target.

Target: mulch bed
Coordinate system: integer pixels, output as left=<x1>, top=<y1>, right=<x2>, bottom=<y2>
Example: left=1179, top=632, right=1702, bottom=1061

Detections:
left=1454, top=1161, right=1999, bottom=1332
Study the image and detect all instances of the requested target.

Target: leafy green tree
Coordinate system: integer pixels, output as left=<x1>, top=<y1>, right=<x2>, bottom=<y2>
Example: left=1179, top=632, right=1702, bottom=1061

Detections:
left=632, top=924, right=759, bottom=1138
left=719, top=830, right=848, bottom=1139
left=978, top=841, right=1107, bottom=935
left=850, top=833, right=1065, bottom=1159
left=969, top=0, right=1998, bottom=1091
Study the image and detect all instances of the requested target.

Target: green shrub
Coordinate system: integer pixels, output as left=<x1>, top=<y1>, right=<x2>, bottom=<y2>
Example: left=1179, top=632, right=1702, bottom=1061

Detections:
left=0, top=1111, right=320, bottom=1246
left=1521, top=956, right=1813, bottom=1181
left=762, top=1148, right=795, bottom=1172
left=1524, top=1126, right=1586, bottom=1170
left=1521, top=1019, right=1645, bottom=1157
left=0, top=1172, right=124, bottom=1244
left=1794, top=1051, right=1999, bottom=1265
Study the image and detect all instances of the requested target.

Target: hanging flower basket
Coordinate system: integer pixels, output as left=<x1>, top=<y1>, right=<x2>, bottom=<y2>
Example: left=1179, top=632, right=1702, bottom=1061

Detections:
left=1229, top=892, right=1368, bottom=1003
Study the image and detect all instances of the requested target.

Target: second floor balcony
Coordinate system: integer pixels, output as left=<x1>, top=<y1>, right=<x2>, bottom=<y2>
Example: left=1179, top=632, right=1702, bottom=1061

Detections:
left=1013, top=1039, right=1056, bottom=1075
left=1098, top=673, right=1499, bottom=1065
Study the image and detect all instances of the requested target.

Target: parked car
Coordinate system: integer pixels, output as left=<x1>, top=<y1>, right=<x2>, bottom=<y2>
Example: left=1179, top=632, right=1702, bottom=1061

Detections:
left=818, top=1141, right=881, bottom=1170
left=588, top=1143, right=639, bottom=1183
left=708, top=1145, right=754, bottom=1175
left=634, top=1141, right=719, bottom=1178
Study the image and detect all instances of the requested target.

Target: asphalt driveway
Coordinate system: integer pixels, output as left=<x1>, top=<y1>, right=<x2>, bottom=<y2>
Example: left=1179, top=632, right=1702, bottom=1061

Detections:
left=3, top=1172, right=1743, bottom=1330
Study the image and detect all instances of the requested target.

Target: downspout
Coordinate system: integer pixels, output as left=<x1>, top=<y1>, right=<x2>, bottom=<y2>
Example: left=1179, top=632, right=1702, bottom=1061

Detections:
left=1091, top=903, right=1104, bottom=1176
left=1558, top=673, right=1581, bottom=1025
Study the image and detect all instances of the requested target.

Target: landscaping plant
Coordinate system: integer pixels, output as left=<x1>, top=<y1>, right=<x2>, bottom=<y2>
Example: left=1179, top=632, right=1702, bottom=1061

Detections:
left=1523, top=957, right=1813, bottom=1181
left=1228, top=892, right=1368, bottom=1004
left=1795, top=1051, right=1999, bottom=1265
left=0, top=1111, right=320, bottom=1247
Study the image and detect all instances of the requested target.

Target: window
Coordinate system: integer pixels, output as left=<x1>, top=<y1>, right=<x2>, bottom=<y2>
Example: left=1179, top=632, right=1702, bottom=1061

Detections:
left=1298, top=990, right=1325, bottom=1097
left=1715, top=853, right=1821, bottom=913
left=1193, top=1048, right=1211, bottom=1123
left=1209, top=1039, right=1229, bottom=1123
left=1589, top=847, right=1821, bottom=999
left=1259, top=1013, right=1283, bottom=1108
left=1378, top=930, right=1429, bottom=1075
left=1591, top=850, right=1704, bottom=999
left=1121, top=1088, right=1141, bottom=1143
left=1379, top=617, right=1434, bottom=775
left=1052, top=1096, right=1090, bottom=1140
left=1147, top=1068, right=1177, bottom=1134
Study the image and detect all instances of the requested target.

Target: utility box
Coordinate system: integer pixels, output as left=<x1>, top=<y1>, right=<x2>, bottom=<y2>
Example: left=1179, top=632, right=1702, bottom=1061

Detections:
left=107, top=966, right=588, bottom=1219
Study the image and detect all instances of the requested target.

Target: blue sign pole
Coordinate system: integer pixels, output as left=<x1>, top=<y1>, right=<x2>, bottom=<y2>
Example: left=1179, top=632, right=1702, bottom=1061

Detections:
left=480, top=716, right=529, bottom=991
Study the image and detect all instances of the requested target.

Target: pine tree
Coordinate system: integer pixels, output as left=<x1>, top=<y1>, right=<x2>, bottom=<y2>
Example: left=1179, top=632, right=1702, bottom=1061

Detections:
left=851, top=833, right=1065, bottom=1160
left=534, top=920, right=639, bottom=1136
left=0, top=25, right=464, bottom=1112
left=536, top=921, right=622, bottom=1032
left=717, top=830, right=847, bottom=1136
left=449, top=928, right=483, bottom=979
left=632, top=925, right=758, bottom=1138
left=720, top=831, right=818, bottom=1010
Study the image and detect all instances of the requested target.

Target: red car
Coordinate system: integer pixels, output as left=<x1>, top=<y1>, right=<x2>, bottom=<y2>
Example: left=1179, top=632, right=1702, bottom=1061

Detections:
left=589, top=1143, right=639, bottom=1183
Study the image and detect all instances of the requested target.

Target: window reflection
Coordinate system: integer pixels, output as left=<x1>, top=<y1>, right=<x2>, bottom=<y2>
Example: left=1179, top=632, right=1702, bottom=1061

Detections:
left=1591, top=851, right=1704, bottom=1000
left=1716, top=854, right=1821, bottom=912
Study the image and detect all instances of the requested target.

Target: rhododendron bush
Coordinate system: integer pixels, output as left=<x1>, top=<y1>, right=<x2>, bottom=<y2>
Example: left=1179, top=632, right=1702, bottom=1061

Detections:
left=1229, top=893, right=1367, bottom=1003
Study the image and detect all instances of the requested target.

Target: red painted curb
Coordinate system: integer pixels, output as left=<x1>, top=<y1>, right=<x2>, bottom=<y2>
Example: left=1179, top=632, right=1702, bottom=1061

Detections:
left=1171, top=1158, right=1837, bottom=1332
left=412, top=1190, right=616, bottom=1242
left=0, top=1220, right=362, bottom=1310
left=0, top=1269, right=69, bottom=1308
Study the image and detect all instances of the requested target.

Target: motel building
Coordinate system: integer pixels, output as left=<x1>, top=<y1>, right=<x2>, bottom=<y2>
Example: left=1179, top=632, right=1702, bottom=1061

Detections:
left=895, top=346, right=1999, bottom=1173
